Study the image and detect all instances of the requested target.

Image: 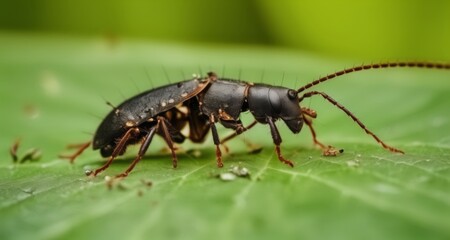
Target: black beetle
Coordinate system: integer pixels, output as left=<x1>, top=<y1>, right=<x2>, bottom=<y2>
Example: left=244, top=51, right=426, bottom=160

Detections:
left=61, top=62, right=450, bottom=178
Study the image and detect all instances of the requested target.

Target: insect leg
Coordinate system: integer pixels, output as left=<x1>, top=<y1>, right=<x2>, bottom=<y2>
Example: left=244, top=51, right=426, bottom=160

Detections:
left=303, top=115, right=326, bottom=149
left=302, top=108, right=343, bottom=156
left=220, top=120, right=258, bottom=144
left=59, top=141, right=91, bottom=163
left=158, top=116, right=179, bottom=168
left=267, top=116, right=294, bottom=167
left=301, top=107, right=326, bottom=149
left=116, top=126, right=158, bottom=178
left=219, top=120, right=260, bottom=154
left=90, top=128, right=137, bottom=176
left=209, top=118, right=224, bottom=168
left=301, top=91, right=404, bottom=154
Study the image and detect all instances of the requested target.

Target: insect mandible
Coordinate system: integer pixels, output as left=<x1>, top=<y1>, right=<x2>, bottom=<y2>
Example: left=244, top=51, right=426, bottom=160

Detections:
left=61, top=62, right=450, bottom=178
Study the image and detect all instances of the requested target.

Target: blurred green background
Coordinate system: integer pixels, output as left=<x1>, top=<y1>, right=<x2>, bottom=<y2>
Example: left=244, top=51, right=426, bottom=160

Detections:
left=1, top=0, right=449, bottom=60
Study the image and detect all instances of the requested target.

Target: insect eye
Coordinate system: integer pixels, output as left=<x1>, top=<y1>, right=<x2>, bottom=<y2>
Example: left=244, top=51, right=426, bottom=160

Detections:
left=287, top=90, right=297, bottom=100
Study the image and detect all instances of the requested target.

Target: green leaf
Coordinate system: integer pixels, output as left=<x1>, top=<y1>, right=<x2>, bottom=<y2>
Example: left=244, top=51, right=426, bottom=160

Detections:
left=0, top=33, right=449, bottom=240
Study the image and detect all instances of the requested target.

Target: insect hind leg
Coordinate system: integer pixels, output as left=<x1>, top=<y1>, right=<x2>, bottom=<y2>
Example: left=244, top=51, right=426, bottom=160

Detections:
left=89, top=128, right=138, bottom=177
left=116, top=126, right=158, bottom=178
left=158, top=116, right=180, bottom=168
left=59, top=141, right=91, bottom=163
left=101, top=117, right=180, bottom=178
left=300, top=91, right=404, bottom=154
left=121, top=116, right=185, bottom=172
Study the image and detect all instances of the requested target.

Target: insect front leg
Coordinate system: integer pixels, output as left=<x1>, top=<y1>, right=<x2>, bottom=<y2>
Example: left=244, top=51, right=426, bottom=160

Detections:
left=266, top=116, right=294, bottom=167
left=302, top=107, right=342, bottom=156
left=301, top=107, right=327, bottom=149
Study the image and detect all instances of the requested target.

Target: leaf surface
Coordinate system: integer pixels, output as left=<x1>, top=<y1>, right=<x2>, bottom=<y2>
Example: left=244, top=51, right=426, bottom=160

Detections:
left=0, top=33, right=449, bottom=240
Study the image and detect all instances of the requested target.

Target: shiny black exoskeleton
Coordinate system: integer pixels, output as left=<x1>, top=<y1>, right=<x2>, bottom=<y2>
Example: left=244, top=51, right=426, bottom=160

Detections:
left=198, top=77, right=304, bottom=168
left=61, top=62, right=449, bottom=178
left=89, top=73, right=304, bottom=177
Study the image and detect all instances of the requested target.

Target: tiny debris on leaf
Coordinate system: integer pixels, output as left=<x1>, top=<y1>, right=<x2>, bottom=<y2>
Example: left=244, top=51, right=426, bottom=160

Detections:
left=346, top=160, right=360, bottom=168
left=215, top=164, right=251, bottom=181
left=137, top=190, right=144, bottom=197
left=10, top=139, right=42, bottom=163
left=20, top=148, right=42, bottom=163
left=104, top=176, right=129, bottom=191
left=10, top=139, right=20, bottom=162
left=217, top=172, right=237, bottom=181
left=84, top=169, right=93, bottom=176
left=140, top=179, right=153, bottom=188
left=21, top=187, right=35, bottom=195
left=229, top=165, right=251, bottom=178
left=322, top=146, right=344, bottom=157
left=116, top=182, right=130, bottom=191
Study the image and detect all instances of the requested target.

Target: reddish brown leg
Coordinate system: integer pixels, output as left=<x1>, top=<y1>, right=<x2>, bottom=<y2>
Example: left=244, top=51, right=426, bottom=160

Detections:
left=210, top=117, right=223, bottom=168
left=59, top=141, right=91, bottom=163
left=116, top=126, right=158, bottom=178
left=158, top=117, right=179, bottom=168
left=90, top=128, right=137, bottom=177
left=267, top=116, right=294, bottom=167
left=300, top=91, right=404, bottom=154
left=302, top=108, right=327, bottom=149
left=220, top=120, right=258, bottom=154
left=220, top=120, right=258, bottom=144
left=302, top=107, right=317, bottom=118
left=303, top=117, right=325, bottom=149
left=302, top=107, right=344, bottom=156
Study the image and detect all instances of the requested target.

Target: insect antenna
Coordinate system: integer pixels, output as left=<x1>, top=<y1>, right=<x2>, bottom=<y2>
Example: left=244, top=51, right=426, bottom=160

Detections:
left=300, top=91, right=404, bottom=154
left=297, top=62, right=450, bottom=93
